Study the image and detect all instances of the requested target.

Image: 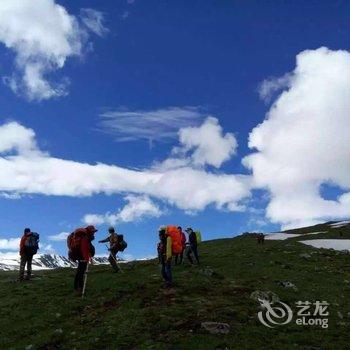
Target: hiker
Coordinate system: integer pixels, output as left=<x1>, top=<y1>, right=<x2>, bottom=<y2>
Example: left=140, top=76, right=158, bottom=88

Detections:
left=257, top=233, right=265, bottom=244
left=158, top=226, right=173, bottom=286
left=185, top=227, right=200, bottom=264
left=67, top=225, right=98, bottom=296
left=98, top=227, right=121, bottom=272
left=19, top=228, right=39, bottom=281
left=174, top=226, right=186, bottom=265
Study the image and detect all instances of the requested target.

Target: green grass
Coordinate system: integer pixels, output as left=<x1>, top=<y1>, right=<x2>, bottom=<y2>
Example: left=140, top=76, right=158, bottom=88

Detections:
left=1, top=230, right=350, bottom=349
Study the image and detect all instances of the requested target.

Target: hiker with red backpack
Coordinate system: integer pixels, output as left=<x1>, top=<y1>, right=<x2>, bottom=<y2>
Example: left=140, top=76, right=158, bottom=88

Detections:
left=67, top=225, right=98, bottom=296
left=98, top=226, right=127, bottom=273
left=158, top=225, right=183, bottom=286
left=18, top=228, right=39, bottom=281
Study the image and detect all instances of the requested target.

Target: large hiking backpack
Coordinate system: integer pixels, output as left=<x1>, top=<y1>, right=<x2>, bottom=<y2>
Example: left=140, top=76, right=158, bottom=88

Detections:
left=24, top=232, right=39, bottom=255
left=166, top=225, right=182, bottom=254
left=117, top=234, right=127, bottom=252
left=195, top=230, right=202, bottom=244
left=67, top=228, right=96, bottom=262
left=67, top=230, right=82, bottom=262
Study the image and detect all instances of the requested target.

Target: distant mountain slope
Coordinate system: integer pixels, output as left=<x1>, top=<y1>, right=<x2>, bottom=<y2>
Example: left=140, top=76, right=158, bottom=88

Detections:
left=0, top=254, right=109, bottom=271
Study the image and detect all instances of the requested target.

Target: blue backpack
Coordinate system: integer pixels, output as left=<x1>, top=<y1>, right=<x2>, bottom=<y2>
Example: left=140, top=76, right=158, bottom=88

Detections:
left=25, top=232, right=40, bottom=255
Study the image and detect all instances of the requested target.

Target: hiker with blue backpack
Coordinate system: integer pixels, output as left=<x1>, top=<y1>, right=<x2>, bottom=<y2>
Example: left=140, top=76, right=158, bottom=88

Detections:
left=18, top=228, right=39, bottom=281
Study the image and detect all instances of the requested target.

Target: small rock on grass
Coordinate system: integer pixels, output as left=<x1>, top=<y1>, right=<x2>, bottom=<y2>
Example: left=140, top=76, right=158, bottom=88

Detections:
left=201, top=322, right=230, bottom=334
left=277, top=281, right=298, bottom=291
left=250, top=290, right=280, bottom=303
left=299, top=253, right=312, bottom=260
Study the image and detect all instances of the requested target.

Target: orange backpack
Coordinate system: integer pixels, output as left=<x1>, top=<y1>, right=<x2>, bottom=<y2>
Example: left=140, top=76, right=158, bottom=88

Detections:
left=166, top=225, right=183, bottom=254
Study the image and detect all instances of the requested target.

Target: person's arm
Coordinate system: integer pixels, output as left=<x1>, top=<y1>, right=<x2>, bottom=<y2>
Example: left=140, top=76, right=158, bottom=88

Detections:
left=81, top=237, right=91, bottom=262
left=166, top=236, right=172, bottom=260
left=19, top=235, right=26, bottom=255
left=98, top=236, right=110, bottom=243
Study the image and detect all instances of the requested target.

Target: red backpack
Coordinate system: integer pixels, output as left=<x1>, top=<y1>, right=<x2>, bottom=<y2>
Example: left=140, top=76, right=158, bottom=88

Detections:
left=166, top=225, right=183, bottom=254
left=67, top=228, right=86, bottom=262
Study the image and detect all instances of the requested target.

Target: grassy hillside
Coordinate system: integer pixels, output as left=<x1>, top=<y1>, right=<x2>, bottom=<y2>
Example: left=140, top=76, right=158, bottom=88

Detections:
left=1, top=230, right=350, bottom=349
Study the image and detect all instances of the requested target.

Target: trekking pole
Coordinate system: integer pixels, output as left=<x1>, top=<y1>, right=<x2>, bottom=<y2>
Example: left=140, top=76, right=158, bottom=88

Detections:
left=82, top=263, right=89, bottom=298
left=105, top=244, right=123, bottom=273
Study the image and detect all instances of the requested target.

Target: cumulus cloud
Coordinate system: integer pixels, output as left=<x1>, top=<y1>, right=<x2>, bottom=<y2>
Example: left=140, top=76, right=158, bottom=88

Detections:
left=0, top=120, right=251, bottom=213
left=99, top=106, right=204, bottom=144
left=175, top=117, right=237, bottom=168
left=0, top=0, right=106, bottom=101
left=244, top=47, right=350, bottom=229
left=83, top=195, right=163, bottom=226
left=0, top=237, right=20, bottom=250
left=48, top=232, right=69, bottom=241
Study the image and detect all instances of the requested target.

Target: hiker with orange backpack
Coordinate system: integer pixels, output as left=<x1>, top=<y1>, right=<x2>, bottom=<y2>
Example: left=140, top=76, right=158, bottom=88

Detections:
left=18, top=228, right=39, bottom=281
left=158, top=225, right=183, bottom=286
left=67, top=225, right=98, bottom=296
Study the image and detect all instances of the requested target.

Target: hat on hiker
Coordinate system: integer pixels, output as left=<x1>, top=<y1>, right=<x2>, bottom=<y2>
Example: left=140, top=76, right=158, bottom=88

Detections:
left=86, top=225, right=98, bottom=234
left=24, top=228, right=31, bottom=234
left=108, top=226, right=115, bottom=233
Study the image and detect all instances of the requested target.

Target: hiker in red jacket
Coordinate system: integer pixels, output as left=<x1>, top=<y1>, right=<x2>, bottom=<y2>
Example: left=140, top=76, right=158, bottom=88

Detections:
left=69, top=225, right=98, bottom=296
left=175, top=226, right=186, bottom=265
left=19, top=228, right=39, bottom=281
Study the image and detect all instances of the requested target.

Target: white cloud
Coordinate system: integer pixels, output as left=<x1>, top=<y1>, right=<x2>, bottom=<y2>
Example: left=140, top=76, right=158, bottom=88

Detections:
left=80, top=8, right=108, bottom=36
left=48, top=232, right=69, bottom=241
left=175, top=117, right=237, bottom=168
left=40, top=243, right=55, bottom=254
left=0, top=192, right=22, bottom=200
left=99, top=106, right=204, bottom=144
left=0, top=120, right=251, bottom=214
left=258, top=73, right=292, bottom=102
left=0, top=0, right=106, bottom=101
left=244, top=47, right=350, bottom=229
left=83, top=195, right=163, bottom=226
left=83, top=214, right=106, bottom=226
left=0, top=237, right=20, bottom=250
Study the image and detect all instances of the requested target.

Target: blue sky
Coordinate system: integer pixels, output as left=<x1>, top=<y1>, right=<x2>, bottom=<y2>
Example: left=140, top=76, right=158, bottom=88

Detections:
left=1, top=0, right=350, bottom=259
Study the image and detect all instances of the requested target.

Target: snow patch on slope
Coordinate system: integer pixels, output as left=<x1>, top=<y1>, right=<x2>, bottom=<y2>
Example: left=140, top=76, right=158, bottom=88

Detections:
left=300, top=239, right=350, bottom=252
left=265, top=231, right=327, bottom=241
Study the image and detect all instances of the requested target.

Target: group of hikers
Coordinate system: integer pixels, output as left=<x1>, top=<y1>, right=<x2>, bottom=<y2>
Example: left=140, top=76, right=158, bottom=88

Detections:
left=17, top=224, right=201, bottom=295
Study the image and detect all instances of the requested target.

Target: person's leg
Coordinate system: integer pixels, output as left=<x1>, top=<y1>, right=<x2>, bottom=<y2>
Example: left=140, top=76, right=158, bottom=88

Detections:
left=79, top=261, right=88, bottom=290
left=108, top=252, right=119, bottom=272
left=26, top=254, right=33, bottom=279
left=179, top=250, right=184, bottom=264
left=75, top=261, right=87, bottom=292
left=165, top=260, right=172, bottom=284
left=19, top=254, right=26, bottom=281
left=186, top=248, right=194, bottom=264
left=161, top=260, right=168, bottom=282
left=192, top=245, right=200, bottom=264
left=174, top=254, right=178, bottom=265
